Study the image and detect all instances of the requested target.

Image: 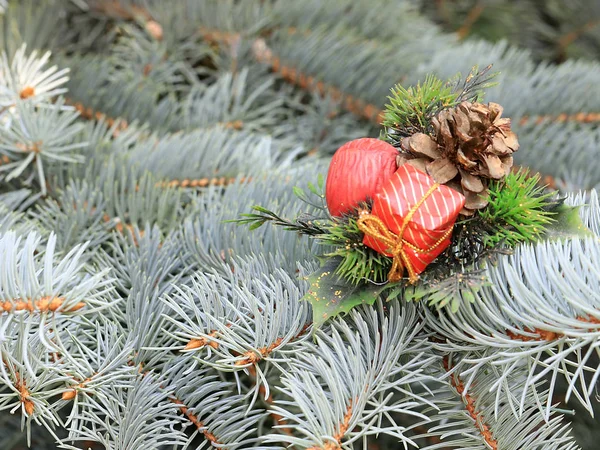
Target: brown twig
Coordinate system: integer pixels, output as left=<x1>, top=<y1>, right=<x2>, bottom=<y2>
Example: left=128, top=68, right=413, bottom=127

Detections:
left=15, top=375, right=35, bottom=415
left=505, top=315, right=600, bottom=342
left=258, top=384, right=295, bottom=436
left=156, top=175, right=251, bottom=189
left=65, top=98, right=129, bottom=135
left=62, top=377, right=93, bottom=401
left=307, top=400, right=354, bottom=450
left=171, top=398, right=224, bottom=448
left=434, top=0, right=452, bottom=28
left=91, top=1, right=163, bottom=40
left=457, top=2, right=485, bottom=40
left=251, top=38, right=384, bottom=124
left=128, top=353, right=227, bottom=449
left=557, top=19, right=600, bottom=61
left=235, top=338, right=284, bottom=366
left=443, top=356, right=498, bottom=450
left=519, top=111, right=600, bottom=125
left=20, top=86, right=35, bottom=99
left=184, top=325, right=234, bottom=351
left=91, top=0, right=151, bottom=20
left=2, top=360, right=35, bottom=415
left=1, top=296, right=85, bottom=314
left=235, top=322, right=311, bottom=366
left=410, top=423, right=445, bottom=448
left=102, top=214, right=139, bottom=235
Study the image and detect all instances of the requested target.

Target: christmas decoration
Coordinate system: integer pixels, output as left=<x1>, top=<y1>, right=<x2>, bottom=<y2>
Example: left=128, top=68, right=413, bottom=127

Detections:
left=357, top=164, right=465, bottom=283
left=399, top=101, right=519, bottom=215
left=325, top=138, right=398, bottom=216
left=238, top=66, right=588, bottom=328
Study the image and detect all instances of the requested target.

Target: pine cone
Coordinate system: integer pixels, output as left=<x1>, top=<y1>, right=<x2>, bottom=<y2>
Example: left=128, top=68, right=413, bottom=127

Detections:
left=399, top=101, right=519, bottom=215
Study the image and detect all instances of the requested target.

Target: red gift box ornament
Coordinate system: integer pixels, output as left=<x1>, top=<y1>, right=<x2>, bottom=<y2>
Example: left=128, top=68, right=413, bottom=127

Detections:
left=357, top=164, right=466, bottom=284
left=326, top=138, right=398, bottom=217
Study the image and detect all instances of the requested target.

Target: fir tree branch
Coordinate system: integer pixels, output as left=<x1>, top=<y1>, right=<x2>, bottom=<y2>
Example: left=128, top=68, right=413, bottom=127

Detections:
left=306, top=400, right=354, bottom=450
left=456, top=2, right=485, bottom=40
left=170, top=398, right=223, bottom=447
left=234, top=205, right=329, bottom=236
left=442, top=356, right=499, bottom=449
left=2, top=361, right=35, bottom=416
left=556, top=18, right=600, bottom=60
left=90, top=0, right=152, bottom=21
left=251, top=38, right=384, bottom=124
left=253, top=34, right=600, bottom=128
left=1, top=296, right=85, bottom=314
left=155, top=175, right=251, bottom=189
left=412, top=356, right=579, bottom=449
left=140, top=19, right=600, bottom=131
left=519, top=111, right=600, bottom=125
left=64, top=98, right=129, bottom=135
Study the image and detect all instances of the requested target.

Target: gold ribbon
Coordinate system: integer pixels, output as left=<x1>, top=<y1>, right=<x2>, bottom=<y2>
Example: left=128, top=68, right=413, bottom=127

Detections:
left=357, top=182, right=452, bottom=284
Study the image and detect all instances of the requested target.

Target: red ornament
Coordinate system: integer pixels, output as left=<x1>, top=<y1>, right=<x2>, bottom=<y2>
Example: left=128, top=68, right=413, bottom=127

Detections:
left=357, top=164, right=465, bottom=283
left=325, top=138, right=398, bottom=217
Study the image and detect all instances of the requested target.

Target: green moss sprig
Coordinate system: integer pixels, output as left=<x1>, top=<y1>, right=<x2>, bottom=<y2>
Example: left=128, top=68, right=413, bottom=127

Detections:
left=382, top=74, right=456, bottom=138
left=320, top=213, right=392, bottom=285
left=383, top=65, right=497, bottom=141
left=480, top=170, right=558, bottom=247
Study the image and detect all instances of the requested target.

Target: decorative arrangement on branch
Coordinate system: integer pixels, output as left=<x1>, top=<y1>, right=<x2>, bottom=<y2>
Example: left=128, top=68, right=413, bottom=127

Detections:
left=237, top=66, right=591, bottom=326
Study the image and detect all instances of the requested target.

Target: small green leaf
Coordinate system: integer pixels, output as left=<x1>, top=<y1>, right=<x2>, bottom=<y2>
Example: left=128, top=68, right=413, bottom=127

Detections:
left=252, top=205, right=272, bottom=214
left=301, top=258, right=388, bottom=328
left=402, top=267, right=489, bottom=312
left=293, top=186, right=305, bottom=199
left=544, top=204, right=594, bottom=240
left=317, top=173, right=325, bottom=191
left=461, top=289, right=475, bottom=305
left=248, top=221, right=265, bottom=231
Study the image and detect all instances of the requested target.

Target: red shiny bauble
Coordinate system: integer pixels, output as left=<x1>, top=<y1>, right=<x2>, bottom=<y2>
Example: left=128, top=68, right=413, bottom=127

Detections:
left=325, top=138, right=398, bottom=217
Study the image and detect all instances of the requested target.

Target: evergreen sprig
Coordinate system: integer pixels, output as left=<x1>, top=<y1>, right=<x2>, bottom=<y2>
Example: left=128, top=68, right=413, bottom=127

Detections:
left=480, top=170, right=558, bottom=247
left=382, top=65, right=498, bottom=142
left=382, top=74, right=456, bottom=138
left=321, top=214, right=392, bottom=285
left=399, top=266, right=490, bottom=312
left=449, top=64, right=498, bottom=104
left=233, top=205, right=329, bottom=236
left=236, top=205, right=391, bottom=285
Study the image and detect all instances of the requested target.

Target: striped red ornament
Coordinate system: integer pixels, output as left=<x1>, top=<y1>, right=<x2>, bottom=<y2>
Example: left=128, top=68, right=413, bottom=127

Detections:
left=362, top=164, right=466, bottom=278
left=325, top=138, right=398, bottom=217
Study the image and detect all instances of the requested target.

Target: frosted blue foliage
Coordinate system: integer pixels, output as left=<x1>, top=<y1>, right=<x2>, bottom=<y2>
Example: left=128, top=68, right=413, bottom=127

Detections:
left=183, top=161, right=327, bottom=275
left=513, top=121, right=600, bottom=191
left=0, top=1, right=597, bottom=448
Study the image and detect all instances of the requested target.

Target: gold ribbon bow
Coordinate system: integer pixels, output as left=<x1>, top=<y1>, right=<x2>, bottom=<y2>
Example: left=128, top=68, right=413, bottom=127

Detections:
left=357, top=182, right=452, bottom=284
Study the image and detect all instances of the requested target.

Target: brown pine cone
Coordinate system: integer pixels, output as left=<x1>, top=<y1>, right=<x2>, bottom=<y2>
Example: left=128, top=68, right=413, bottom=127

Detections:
left=399, top=101, right=519, bottom=215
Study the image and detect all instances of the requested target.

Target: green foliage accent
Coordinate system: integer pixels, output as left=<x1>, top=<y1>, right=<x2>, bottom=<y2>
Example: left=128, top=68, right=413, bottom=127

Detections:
left=236, top=204, right=394, bottom=286
left=382, top=74, right=457, bottom=137
left=233, top=176, right=329, bottom=233
left=320, top=214, right=392, bottom=285
left=543, top=204, right=595, bottom=240
left=383, top=65, right=498, bottom=139
left=231, top=205, right=328, bottom=236
left=301, top=257, right=388, bottom=328
left=449, top=64, right=498, bottom=104
left=291, top=173, right=328, bottom=211
left=398, top=267, right=491, bottom=312
left=480, top=170, right=557, bottom=247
